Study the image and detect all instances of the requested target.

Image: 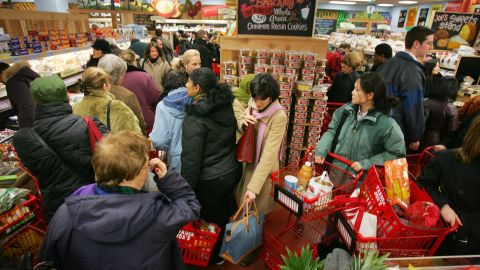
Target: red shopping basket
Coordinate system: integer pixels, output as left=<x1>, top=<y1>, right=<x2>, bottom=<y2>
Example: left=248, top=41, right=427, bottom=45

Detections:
left=1, top=224, right=45, bottom=266
left=406, top=146, right=435, bottom=177
left=271, top=148, right=362, bottom=222
left=176, top=221, right=221, bottom=267
left=335, top=165, right=458, bottom=257
left=0, top=194, right=45, bottom=235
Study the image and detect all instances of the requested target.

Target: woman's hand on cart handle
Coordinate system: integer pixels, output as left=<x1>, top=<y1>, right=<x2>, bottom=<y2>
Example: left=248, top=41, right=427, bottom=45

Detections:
left=441, top=204, right=463, bottom=227
left=351, top=162, right=362, bottom=172
left=433, top=144, right=447, bottom=152
left=315, top=156, right=325, bottom=164
left=243, top=114, right=257, bottom=126
left=327, top=152, right=354, bottom=166
left=244, top=190, right=256, bottom=203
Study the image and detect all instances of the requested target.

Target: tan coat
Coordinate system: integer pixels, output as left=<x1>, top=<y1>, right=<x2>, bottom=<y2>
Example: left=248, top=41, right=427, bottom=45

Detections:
left=140, top=58, right=170, bottom=93
left=110, top=84, right=147, bottom=135
left=235, top=100, right=288, bottom=214
left=72, top=89, right=141, bottom=134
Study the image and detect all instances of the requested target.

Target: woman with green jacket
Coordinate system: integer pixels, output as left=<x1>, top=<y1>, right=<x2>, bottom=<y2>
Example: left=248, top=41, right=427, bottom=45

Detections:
left=315, top=72, right=406, bottom=183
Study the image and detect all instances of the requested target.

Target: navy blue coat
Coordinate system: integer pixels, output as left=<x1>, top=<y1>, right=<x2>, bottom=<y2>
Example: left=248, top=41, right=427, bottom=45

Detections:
left=40, top=170, right=201, bottom=270
left=377, top=51, right=426, bottom=143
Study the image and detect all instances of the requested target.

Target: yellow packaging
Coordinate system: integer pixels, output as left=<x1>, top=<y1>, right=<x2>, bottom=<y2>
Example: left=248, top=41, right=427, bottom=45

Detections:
left=384, top=158, right=410, bottom=208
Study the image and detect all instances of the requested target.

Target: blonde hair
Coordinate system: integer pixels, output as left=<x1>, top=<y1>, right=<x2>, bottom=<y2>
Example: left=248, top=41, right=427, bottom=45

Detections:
left=342, top=51, right=364, bottom=70
left=458, top=117, right=480, bottom=163
left=171, top=49, right=200, bottom=73
left=93, top=131, right=151, bottom=187
left=119, top=49, right=138, bottom=67
left=81, top=67, right=112, bottom=92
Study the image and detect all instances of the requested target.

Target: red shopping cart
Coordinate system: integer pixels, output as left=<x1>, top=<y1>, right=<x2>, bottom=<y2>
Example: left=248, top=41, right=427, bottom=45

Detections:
left=335, top=165, right=459, bottom=258
left=406, top=146, right=435, bottom=178
left=263, top=149, right=363, bottom=270
left=0, top=194, right=46, bottom=266
left=176, top=221, right=221, bottom=267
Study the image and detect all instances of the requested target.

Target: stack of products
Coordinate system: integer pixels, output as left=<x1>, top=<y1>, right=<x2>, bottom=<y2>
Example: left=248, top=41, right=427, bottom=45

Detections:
left=6, top=30, right=93, bottom=56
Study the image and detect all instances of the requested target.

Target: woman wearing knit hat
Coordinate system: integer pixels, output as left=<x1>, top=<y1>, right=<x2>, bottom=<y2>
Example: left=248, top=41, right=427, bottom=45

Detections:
left=86, top=39, right=111, bottom=68
left=12, top=75, right=105, bottom=221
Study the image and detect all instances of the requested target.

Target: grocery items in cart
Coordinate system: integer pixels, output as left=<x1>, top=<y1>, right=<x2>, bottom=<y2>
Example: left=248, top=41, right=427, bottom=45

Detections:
left=176, top=220, right=221, bottom=267
left=0, top=129, right=19, bottom=176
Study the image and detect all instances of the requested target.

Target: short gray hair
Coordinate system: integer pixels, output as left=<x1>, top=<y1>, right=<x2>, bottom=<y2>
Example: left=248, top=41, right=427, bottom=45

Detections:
left=98, top=54, right=127, bottom=85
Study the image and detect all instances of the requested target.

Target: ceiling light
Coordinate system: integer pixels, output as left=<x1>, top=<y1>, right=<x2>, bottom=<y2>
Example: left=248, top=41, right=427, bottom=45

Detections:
left=378, top=3, right=394, bottom=6
left=398, top=1, right=418, bottom=4
left=352, top=0, right=372, bottom=2
left=329, top=1, right=356, bottom=5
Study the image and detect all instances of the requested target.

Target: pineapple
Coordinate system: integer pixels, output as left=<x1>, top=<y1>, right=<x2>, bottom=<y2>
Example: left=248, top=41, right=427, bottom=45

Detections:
left=280, top=246, right=324, bottom=270
left=350, top=250, right=389, bottom=270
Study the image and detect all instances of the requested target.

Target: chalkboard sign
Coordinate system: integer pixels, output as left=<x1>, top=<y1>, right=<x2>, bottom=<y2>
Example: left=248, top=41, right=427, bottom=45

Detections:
left=454, top=56, right=480, bottom=85
left=315, top=19, right=337, bottom=35
left=397, top=10, right=407, bottom=28
left=417, top=8, right=429, bottom=26
left=133, top=14, right=156, bottom=31
left=237, top=0, right=316, bottom=37
left=431, top=12, right=480, bottom=50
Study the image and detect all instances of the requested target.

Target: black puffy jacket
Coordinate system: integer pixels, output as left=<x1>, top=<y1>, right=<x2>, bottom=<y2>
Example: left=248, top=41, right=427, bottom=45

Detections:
left=13, top=103, right=98, bottom=221
left=181, top=87, right=240, bottom=189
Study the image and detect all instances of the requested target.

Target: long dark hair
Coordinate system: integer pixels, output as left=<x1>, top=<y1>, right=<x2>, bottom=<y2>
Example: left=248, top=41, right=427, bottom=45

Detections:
left=144, top=42, right=165, bottom=61
left=359, top=72, right=399, bottom=114
left=190, top=67, right=231, bottom=102
left=424, top=59, right=438, bottom=79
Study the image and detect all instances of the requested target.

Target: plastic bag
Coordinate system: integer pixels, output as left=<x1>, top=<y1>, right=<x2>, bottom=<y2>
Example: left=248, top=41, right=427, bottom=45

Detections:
left=406, top=201, right=440, bottom=228
left=384, top=158, right=410, bottom=215
left=0, top=188, right=30, bottom=214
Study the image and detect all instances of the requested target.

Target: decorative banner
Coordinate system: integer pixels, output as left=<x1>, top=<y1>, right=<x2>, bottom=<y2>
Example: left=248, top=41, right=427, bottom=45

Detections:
left=431, top=11, right=480, bottom=50
left=237, top=0, right=316, bottom=36
left=315, top=19, right=337, bottom=35
left=445, top=1, right=463, bottom=12
left=405, top=6, right=418, bottom=28
left=317, top=9, right=349, bottom=28
left=427, top=4, right=443, bottom=27
left=397, top=9, right=407, bottom=28
left=378, top=12, right=392, bottom=25
left=417, top=8, right=429, bottom=26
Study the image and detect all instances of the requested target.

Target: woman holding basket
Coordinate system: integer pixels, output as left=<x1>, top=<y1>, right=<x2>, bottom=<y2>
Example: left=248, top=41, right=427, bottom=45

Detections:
left=315, top=72, right=406, bottom=182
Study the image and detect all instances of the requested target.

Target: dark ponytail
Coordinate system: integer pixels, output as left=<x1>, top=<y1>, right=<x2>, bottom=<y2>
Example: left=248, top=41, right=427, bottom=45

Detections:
left=190, top=67, right=232, bottom=103
left=359, top=72, right=399, bottom=115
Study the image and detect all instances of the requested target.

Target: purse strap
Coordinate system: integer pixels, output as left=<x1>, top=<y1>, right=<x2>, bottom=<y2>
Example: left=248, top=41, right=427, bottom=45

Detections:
left=228, top=200, right=260, bottom=240
left=30, top=128, right=87, bottom=179
left=326, top=110, right=349, bottom=163
left=83, top=116, right=103, bottom=152
left=106, top=100, right=112, bottom=130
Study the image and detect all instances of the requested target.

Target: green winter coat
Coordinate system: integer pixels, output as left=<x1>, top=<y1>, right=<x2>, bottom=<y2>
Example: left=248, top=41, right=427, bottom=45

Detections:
left=72, top=89, right=141, bottom=134
left=315, top=103, right=406, bottom=177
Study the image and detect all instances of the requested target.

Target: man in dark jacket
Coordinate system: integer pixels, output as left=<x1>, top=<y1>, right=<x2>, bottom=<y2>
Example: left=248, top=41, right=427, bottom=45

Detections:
left=371, top=43, right=392, bottom=72
left=377, top=26, right=434, bottom=151
left=12, top=76, right=99, bottom=221
left=193, top=30, right=212, bottom=69
left=129, top=36, right=148, bottom=58
left=40, top=131, right=200, bottom=270
left=4, top=61, right=40, bottom=128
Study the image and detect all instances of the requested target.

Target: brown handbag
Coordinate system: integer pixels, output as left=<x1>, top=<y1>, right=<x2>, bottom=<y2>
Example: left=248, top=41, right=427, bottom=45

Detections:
left=236, top=110, right=255, bottom=163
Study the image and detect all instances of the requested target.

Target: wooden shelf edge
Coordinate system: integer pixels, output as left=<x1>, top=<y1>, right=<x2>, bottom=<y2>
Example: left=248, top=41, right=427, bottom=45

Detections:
left=68, top=8, right=156, bottom=15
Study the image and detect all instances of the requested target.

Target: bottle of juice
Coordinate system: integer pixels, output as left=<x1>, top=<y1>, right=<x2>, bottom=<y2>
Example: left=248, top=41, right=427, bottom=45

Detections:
left=297, top=161, right=313, bottom=189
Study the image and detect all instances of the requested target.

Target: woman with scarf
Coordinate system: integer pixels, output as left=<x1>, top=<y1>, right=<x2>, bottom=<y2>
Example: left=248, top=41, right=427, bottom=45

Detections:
left=232, top=74, right=255, bottom=141
left=150, top=70, right=189, bottom=173
left=181, top=68, right=242, bottom=265
left=139, top=42, right=170, bottom=92
left=235, top=73, right=288, bottom=215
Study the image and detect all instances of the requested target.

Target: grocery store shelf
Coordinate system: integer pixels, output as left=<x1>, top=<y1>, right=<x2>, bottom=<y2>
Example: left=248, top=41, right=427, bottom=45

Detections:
left=0, top=45, right=93, bottom=64
left=440, top=64, right=456, bottom=71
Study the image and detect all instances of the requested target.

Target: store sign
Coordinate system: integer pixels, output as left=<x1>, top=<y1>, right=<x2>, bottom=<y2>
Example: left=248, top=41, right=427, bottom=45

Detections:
left=431, top=12, right=480, bottom=50
left=317, top=9, right=348, bottom=28
left=237, top=0, right=316, bottom=37
left=405, top=6, right=418, bottom=28
left=397, top=9, right=407, bottom=28
left=315, top=19, right=337, bottom=35
left=417, top=8, right=429, bottom=26
left=133, top=14, right=156, bottom=31
left=427, top=4, right=443, bottom=27
left=150, top=16, right=166, bottom=22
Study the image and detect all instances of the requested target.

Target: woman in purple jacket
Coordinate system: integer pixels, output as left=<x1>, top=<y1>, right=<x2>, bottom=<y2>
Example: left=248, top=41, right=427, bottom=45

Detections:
left=119, top=49, right=161, bottom=133
left=40, top=131, right=200, bottom=270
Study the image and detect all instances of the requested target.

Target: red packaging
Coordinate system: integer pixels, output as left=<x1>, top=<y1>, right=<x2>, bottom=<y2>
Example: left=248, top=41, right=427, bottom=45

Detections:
left=239, top=63, right=252, bottom=71
left=256, top=58, right=269, bottom=64
left=285, top=67, right=299, bottom=75
left=293, top=118, right=306, bottom=124
left=406, top=201, right=440, bottom=228
left=293, top=125, right=305, bottom=132
left=304, top=61, right=317, bottom=68
left=296, top=98, right=309, bottom=105
left=286, top=60, right=302, bottom=69
left=302, top=68, right=315, bottom=75
left=295, top=112, right=307, bottom=119
left=272, top=50, right=285, bottom=58
left=280, top=98, right=292, bottom=105
left=255, top=64, right=268, bottom=73
left=240, top=56, right=253, bottom=64
left=314, top=99, right=328, bottom=106
left=293, top=130, right=305, bottom=138
left=280, top=89, right=292, bottom=97
left=310, top=118, right=324, bottom=125
left=270, top=57, right=283, bottom=65
left=272, top=65, right=285, bottom=74
left=295, top=106, right=308, bottom=112
left=302, top=74, right=315, bottom=81
left=280, top=82, right=294, bottom=90
left=313, top=106, right=327, bottom=113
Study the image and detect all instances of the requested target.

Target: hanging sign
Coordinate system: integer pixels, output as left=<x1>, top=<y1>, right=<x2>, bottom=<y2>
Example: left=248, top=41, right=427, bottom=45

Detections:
left=398, top=9, right=407, bottom=28
left=431, top=11, right=480, bottom=50
left=315, top=19, right=337, bottom=35
left=237, top=0, right=316, bottom=36
left=405, top=6, right=419, bottom=28
left=417, top=8, right=429, bottom=26
left=427, top=4, right=443, bottom=27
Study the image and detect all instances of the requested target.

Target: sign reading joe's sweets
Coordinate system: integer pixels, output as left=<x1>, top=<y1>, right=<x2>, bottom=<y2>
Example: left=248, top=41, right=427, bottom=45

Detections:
left=237, top=0, right=316, bottom=36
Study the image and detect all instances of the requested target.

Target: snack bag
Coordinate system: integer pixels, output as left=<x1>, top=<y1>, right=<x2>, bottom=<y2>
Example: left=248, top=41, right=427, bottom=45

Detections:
left=406, top=201, right=440, bottom=228
left=384, top=158, right=410, bottom=213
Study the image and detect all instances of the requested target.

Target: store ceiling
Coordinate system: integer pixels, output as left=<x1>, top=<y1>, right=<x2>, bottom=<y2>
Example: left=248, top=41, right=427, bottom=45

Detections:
left=317, top=0, right=445, bottom=6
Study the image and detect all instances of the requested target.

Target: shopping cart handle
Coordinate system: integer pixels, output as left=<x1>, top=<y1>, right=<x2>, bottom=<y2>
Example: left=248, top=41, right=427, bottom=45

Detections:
left=327, top=152, right=354, bottom=166
left=446, top=220, right=461, bottom=234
